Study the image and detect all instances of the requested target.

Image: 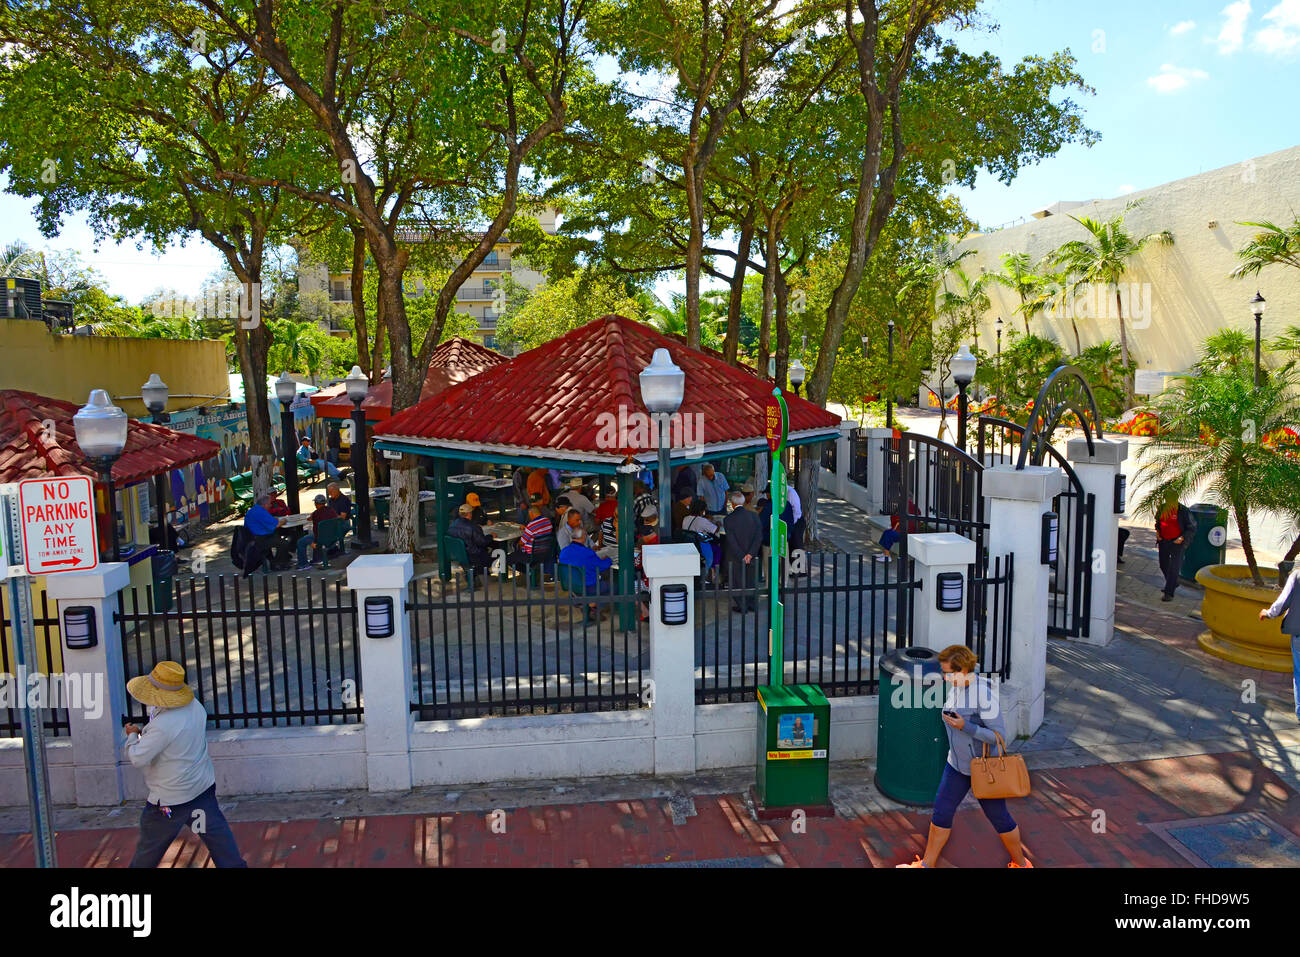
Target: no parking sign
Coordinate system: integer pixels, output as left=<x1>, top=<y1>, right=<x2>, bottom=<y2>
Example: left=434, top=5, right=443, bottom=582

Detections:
left=18, top=475, right=99, bottom=575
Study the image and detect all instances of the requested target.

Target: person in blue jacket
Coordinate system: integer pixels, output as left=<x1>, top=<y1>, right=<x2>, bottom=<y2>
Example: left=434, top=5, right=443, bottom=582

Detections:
left=896, top=644, right=1031, bottom=868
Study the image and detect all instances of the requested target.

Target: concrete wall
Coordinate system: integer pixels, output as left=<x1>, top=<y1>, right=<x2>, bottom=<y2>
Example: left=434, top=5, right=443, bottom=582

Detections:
left=0, top=319, right=229, bottom=418
left=951, top=146, right=1300, bottom=379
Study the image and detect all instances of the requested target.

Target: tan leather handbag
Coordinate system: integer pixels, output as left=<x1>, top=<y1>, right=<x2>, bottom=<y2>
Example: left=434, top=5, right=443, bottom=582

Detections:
left=969, top=732, right=1031, bottom=799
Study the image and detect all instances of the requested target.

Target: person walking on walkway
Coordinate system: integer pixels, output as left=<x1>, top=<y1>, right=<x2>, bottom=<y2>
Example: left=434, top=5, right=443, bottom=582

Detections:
left=1261, top=565, right=1300, bottom=719
left=1155, top=492, right=1196, bottom=602
left=896, top=645, right=1031, bottom=869
left=122, top=661, right=246, bottom=868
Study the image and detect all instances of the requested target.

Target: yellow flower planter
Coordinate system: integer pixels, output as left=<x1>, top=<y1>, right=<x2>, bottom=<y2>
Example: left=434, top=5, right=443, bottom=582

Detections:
left=1196, top=565, right=1290, bottom=672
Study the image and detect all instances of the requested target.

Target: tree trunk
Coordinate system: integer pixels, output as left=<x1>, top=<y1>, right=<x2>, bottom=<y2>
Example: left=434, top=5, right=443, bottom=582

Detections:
left=723, top=209, right=755, bottom=365
left=797, top=449, right=821, bottom=550
left=350, top=226, right=372, bottom=378
left=1116, top=288, right=1134, bottom=407
left=1070, top=317, right=1082, bottom=356
left=758, top=221, right=776, bottom=379
left=774, top=266, right=791, bottom=391
left=683, top=159, right=704, bottom=350
left=1233, top=501, right=1263, bottom=587
left=378, top=261, right=420, bottom=555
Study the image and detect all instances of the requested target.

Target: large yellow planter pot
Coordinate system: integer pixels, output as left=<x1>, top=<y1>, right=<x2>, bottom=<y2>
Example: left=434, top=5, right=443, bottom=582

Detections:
left=1196, top=565, right=1290, bottom=672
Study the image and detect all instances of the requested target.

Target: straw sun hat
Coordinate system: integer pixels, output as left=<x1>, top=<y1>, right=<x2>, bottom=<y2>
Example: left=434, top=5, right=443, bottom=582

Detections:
left=127, top=661, right=194, bottom=709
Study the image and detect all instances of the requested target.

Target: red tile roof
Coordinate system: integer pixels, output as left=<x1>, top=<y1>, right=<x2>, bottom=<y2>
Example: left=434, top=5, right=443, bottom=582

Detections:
left=0, top=390, right=220, bottom=485
left=376, top=315, right=840, bottom=461
left=310, top=337, right=507, bottom=420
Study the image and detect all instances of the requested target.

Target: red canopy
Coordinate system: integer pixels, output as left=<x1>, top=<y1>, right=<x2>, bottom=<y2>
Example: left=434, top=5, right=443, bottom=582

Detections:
left=0, top=389, right=220, bottom=485
left=311, top=337, right=507, bottom=421
left=376, top=315, right=841, bottom=462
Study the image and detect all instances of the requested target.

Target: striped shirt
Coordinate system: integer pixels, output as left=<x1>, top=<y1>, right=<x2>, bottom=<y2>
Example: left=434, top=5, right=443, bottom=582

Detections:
left=520, top=515, right=553, bottom=554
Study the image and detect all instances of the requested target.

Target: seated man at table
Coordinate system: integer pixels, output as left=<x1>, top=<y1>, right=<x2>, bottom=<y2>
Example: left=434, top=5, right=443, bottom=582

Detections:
left=267, top=495, right=290, bottom=518
left=593, top=487, right=619, bottom=526
left=556, top=507, right=584, bottom=551
left=465, top=492, right=492, bottom=527
left=298, top=436, right=342, bottom=481
left=672, top=490, right=693, bottom=537
left=558, top=528, right=613, bottom=620
left=696, top=463, right=730, bottom=517
left=596, top=510, right=619, bottom=559
left=634, top=481, right=655, bottom=520
left=242, top=493, right=290, bottom=574
left=564, top=479, right=596, bottom=523
left=296, top=494, right=339, bottom=569
left=509, top=504, right=556, bottom=576
left=326, top=482, right=353, bottom=520
left=449, top=503, right=493, bottom=587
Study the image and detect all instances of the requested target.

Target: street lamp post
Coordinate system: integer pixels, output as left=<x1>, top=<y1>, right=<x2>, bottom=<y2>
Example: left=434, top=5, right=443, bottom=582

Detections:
left=639, top=348, right=685, bottom=544
left=886, top=320, right=895, bottom=429
left=345, top=365, right=374, bottom=549
left=1252, top=292, right=1266, bottom=388
left=952, top=345, right=977, bottom=452
left=274, top=372, right=300, bottom=514
left=73, top=390, right=128, bottom=562
left=141, top=373, right=172, bottom=548
left=789, top=359, right=806, bottom=397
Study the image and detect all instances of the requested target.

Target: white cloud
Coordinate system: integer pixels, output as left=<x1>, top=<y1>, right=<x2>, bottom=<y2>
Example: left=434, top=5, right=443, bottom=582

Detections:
left=1216, top=0, right=1252, bottom=53
left=1254, top=0, right=1300, bottom=54
left=1170, top=20, right=1197, bottom=35
left=1118, top=184, right=1137, bottom=195
left=1147, top=64, right=1210, bottom=93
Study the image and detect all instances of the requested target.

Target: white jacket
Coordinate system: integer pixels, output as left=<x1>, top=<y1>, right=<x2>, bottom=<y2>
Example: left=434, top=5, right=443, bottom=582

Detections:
left=123, top=698, right=216, bottom=806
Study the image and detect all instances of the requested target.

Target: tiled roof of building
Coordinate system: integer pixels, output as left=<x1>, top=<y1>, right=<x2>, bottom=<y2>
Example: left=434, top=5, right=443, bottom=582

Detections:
left=0, top=390, right=220, bottom=485
left=375, top=315, right=840, bottom=460
left=310, top=337, right=507, bottom=420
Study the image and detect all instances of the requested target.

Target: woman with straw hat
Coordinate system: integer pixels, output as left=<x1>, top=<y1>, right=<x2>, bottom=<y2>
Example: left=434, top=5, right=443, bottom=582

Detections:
left=123, top=661, right=246, bottom=867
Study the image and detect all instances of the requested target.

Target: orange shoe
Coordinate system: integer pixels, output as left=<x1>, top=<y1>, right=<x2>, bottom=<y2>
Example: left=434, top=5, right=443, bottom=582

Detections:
left=1008, top=859, right=1033, bottom=868
left=895, top=855, right=930, bottom=868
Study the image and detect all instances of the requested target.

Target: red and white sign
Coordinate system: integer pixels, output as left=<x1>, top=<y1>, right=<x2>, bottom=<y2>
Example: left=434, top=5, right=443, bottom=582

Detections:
left=18, top=476, right=99, bottom=575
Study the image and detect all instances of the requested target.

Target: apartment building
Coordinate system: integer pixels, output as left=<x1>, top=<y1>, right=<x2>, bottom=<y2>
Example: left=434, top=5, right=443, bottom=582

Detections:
left=301, top=207, right=557, bottom=351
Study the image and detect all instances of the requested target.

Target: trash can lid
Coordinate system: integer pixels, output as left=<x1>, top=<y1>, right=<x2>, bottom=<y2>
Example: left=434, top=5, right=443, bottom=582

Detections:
left=880, top=646, right=943, bottom=680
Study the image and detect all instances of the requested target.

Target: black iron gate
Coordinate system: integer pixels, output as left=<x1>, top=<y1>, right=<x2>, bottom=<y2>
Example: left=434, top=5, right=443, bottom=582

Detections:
left=978, top=415, right=1095, bottom=640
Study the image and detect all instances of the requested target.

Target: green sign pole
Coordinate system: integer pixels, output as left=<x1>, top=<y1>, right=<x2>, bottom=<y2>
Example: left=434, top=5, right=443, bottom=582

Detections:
left=766, top=389, right=789, bottom=687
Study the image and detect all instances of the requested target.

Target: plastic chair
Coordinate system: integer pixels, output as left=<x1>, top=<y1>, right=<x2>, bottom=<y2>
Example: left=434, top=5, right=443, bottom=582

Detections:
left=314, top=517, right=351, bottom=568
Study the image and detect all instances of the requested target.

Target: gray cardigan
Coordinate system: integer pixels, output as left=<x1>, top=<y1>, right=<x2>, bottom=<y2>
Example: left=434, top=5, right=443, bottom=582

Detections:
left=943, top=675, right=1009, bottom=774
left=1265, top=569, right=1300, bottom=636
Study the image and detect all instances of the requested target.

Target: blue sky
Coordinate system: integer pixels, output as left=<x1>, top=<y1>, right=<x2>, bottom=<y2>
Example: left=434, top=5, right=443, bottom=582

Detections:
left=2, top=0, right=1297, bottom=303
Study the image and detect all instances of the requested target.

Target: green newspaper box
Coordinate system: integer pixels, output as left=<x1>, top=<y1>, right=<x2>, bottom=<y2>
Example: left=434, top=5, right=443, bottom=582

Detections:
left=755, top=683, right=830, bottom=810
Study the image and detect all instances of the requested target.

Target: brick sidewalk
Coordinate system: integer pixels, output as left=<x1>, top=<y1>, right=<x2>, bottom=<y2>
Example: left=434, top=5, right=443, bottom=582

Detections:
left=3, top=751, right=1297, bottom=867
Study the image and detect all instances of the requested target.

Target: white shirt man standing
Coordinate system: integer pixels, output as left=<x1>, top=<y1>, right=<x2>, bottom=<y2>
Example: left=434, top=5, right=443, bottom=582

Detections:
left=122, top=661, right=246, bottom=867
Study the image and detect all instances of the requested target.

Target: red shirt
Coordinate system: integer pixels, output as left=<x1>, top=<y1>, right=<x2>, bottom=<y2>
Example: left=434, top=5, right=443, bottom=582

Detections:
left=593, top=499, right=618, bottom=523
left=268, top=499, right=289, bottom=517
left=310, top=505, right=339, bottom=536
left=1158, top=509, right=1181, bottom=541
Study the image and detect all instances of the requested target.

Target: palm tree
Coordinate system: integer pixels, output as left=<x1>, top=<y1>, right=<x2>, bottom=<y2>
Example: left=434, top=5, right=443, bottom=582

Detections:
left=1231, top=218, right=1300, bottom=279
left=988, top=252, right=1041, bottom=337
left=1050, top=206, right=1174, bottom=406
left=0, top=240, right=39, bottom=277
left=272, top=320, right=325, bottom=376
left=935, top=266, right=990, bottom=349
left=647, top=292, right=725, bottom=350
left=1137, top=363, right=1300, bottom=586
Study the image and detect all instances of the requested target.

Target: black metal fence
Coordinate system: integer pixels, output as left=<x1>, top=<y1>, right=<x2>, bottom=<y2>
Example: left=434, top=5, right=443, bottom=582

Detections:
left=115, top=575, right=363, bottom=729
left=1, top=586, right=70, bottom=738
left=883, top=431, right=987, bottom=550
left=407, top=569, right=647, bottom=719
left=695, top=553, right=919, bottom=703
left=967, top=554, right=1014, bottom=679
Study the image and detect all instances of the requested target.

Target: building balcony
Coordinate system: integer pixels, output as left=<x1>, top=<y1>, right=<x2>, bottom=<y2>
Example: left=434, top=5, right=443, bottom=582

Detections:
left=458, top=285, right=499, bottom=301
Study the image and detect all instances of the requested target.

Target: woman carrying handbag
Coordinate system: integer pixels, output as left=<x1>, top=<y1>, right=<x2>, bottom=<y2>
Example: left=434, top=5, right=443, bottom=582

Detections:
left=896, top=644, right=1032, bottom=868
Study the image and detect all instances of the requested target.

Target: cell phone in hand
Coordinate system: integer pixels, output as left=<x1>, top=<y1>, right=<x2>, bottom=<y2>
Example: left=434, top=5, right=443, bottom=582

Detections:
left=942, top=710, right=959, bottom=719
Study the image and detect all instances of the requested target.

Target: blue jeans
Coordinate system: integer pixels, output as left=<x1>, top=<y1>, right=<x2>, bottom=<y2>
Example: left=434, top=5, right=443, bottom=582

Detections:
left=1292, top=636, right=1300, bottom=720
left=129, top=783, right=246, bottom=868
left=931, top=762, right=1017, bottom=833
left=296, top=532, right=318, bottom=566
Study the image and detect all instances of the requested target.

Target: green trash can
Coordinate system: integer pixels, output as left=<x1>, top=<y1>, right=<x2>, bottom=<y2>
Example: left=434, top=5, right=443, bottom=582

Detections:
left=875, top=647, right=948, bottom=806
left=1181, top=503, right=1228, bottom=583
left=151, top=549, right=177, bottom=614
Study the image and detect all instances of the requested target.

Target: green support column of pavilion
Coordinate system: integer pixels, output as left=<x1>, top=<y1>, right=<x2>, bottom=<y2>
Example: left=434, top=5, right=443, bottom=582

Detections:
left=435, top=457, right=450, bottom=580
left=618, top=472, right=635, bottom=632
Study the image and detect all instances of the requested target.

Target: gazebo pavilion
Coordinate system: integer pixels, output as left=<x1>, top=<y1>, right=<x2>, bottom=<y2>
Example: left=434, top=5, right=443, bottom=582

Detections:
left=372, top=316, right=841, bottom=626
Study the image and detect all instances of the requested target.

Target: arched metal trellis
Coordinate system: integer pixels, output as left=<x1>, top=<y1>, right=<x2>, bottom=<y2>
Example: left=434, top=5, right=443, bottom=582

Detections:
left=1016, top=365, right=1102, bottom=471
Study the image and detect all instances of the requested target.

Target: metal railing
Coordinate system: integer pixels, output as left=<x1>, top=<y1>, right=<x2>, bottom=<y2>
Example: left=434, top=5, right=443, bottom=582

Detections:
left=1, top=586, right=70, bottom=738
left=115, top=575, right=364, bottom=729
left=695, top=553, right=919, bottom=703
left=407, top=569, right=646, bottom=719
left=967, top=553, right=1014, bottom=679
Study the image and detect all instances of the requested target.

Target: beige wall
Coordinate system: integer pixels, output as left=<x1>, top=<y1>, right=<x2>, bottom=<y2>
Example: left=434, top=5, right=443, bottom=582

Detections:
left=951, top=145, right=1300, bottom=382
left=0, top=319, right=229, bottom=417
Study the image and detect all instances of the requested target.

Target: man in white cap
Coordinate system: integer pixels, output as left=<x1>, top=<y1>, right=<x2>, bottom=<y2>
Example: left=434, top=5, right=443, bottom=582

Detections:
left=122, top=661, right=246, bottom=867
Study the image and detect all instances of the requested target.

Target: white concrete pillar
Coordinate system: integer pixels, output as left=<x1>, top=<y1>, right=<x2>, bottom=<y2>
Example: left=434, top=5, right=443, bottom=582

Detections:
left=1067, top=437, right=1129, bottom=647
left=909, top=533, right=976, bottom=653
left=45, top=563, right=132, bottom=807
left=982, top=465, right=1064, bottom=738
left=862, top=426, right=894, bottom=515
left=347, top=554, right=415, bottom=792
left=642, top=544, right=700, bottom=776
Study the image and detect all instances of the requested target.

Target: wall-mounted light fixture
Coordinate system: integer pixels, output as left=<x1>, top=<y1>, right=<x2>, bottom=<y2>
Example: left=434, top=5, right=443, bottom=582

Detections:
left=1041, top=512, right=1059, bottom=565
left=62, top=606, right=98, bottom=649
left=660, top=584, right=688, bottom=626
left=1114, top=473, right=1127, bottom=514
left=936, top=572, right=964, bottom=613
left=364, top=596, right=395, bottom=638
